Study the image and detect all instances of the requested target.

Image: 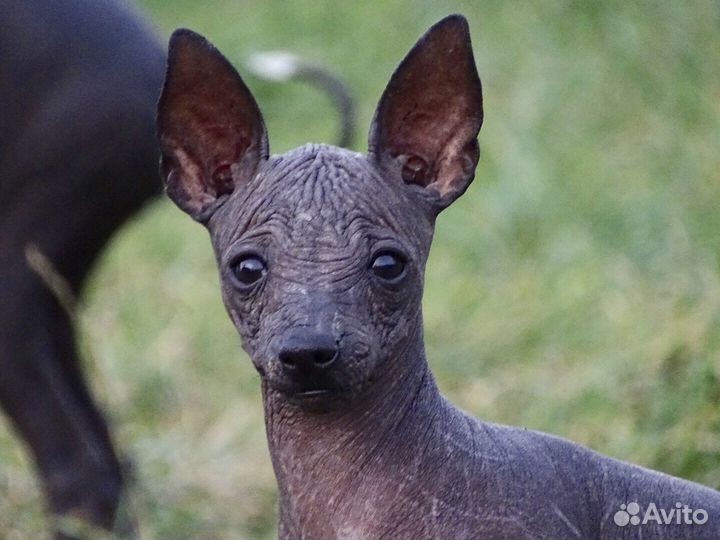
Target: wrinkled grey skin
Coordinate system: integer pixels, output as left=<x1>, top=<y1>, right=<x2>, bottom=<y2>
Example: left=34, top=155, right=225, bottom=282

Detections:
left=157, top=15, right=720, bottom=540
left=212, top=146, right=433, bottom=406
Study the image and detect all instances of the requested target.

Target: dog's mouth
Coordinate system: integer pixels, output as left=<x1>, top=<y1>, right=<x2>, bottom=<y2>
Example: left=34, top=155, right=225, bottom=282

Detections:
left=294, top=389, right=332, bottom=398
left=285, top=386, right=343, bottom=412
left=289, top=385, right=338, bottom=402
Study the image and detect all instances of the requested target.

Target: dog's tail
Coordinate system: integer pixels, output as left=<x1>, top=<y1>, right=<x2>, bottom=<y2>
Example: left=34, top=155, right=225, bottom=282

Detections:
left=245, top=51, right=356, bottom=148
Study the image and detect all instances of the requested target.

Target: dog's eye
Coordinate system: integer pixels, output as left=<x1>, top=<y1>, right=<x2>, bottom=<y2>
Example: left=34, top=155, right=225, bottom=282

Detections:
left=231, top=255, right=266, bottom=286
left=371, top=251, right=406, bottom=281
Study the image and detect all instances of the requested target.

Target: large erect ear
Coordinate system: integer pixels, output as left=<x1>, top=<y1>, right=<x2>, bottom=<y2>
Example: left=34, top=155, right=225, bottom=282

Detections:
left=368, top=15, right=483, bottom=211
left=157, top=29, right=268, bottom=222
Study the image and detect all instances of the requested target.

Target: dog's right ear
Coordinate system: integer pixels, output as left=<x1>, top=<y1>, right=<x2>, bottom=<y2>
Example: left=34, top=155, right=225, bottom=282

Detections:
left=157, top=29, right=268, bottom=222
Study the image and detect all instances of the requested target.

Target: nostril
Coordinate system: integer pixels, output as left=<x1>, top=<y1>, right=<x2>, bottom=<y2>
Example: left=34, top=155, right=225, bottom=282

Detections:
left=312, top=347, right=338, bottom=367
left=278, top=350, right=297, bottom=370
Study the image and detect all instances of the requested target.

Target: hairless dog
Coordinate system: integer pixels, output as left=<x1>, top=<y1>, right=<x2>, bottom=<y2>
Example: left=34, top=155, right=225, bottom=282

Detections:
left=158, top=14, right=720, bottom=539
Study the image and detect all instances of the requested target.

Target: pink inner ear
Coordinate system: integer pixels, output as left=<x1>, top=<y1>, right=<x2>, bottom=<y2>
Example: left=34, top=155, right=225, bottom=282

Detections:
left=201, top=129, right=251, bottom=196
left=210, top=163, right=234, bottom=196
left=158, top=29, right=269, bottom=220
left=400, top=155, right=430, bottom=186
left=367, top=15, right=483, bottom=204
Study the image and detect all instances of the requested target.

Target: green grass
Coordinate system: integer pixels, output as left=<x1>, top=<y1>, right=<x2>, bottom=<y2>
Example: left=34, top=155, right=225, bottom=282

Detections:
left=1, top=1, right=720, bottom=538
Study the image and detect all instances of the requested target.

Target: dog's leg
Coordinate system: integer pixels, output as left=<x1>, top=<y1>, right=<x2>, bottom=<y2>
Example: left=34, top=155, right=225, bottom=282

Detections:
left=0, top=284, right=126, bottom=534
left=0, top=65, right=162, bottom=536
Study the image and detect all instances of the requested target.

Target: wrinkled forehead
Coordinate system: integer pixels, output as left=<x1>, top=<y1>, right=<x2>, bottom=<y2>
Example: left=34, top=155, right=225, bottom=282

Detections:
left=212, top=144, right=431, bottom=250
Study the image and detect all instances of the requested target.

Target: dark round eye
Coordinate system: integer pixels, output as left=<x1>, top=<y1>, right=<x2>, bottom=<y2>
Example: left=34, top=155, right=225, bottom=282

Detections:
left=371, top=251, right=406, bottom=281
left=231, top=255, right=266, bottom=286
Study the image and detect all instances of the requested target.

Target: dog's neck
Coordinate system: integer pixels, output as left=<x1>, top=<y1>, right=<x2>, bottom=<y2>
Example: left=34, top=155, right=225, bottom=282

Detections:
left=262, top=325, right=447, bottom=537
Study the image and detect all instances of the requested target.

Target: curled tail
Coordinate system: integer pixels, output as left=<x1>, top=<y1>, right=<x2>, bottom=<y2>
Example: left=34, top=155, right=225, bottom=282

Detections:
left=245, top=51, right=356, bottom=148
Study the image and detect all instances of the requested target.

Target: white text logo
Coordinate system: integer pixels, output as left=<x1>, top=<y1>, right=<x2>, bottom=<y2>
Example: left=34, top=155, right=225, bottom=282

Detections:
left=613, top=502, right=708, bottom=527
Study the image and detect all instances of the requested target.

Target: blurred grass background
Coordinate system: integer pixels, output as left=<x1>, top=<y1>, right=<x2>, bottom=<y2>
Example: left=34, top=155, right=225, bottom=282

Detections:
left=1, top=1, right=720, bottom=538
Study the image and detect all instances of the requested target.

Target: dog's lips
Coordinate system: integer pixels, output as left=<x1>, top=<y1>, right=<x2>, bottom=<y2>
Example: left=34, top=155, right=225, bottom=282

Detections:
left=264, top=376, right=339, bottom=399
left=294, top=389, right=332, bottom=398
left=285, top=386, right=345, bottom=412
left=290, top=387, right=340, bottom=404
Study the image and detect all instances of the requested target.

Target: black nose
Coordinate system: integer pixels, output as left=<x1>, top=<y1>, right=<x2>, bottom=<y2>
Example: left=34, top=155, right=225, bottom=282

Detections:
left=278, top=332, right=339, bottom=375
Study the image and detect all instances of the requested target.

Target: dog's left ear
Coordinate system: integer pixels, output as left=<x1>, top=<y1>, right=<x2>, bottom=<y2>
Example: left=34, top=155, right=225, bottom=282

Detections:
left=368, top=15, right=483, bottom=211
left=157, top=29, right=268, bottom=223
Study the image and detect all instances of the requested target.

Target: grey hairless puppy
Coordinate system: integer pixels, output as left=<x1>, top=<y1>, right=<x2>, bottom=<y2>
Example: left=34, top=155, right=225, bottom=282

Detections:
left=157, top=14, right=720, bottom=540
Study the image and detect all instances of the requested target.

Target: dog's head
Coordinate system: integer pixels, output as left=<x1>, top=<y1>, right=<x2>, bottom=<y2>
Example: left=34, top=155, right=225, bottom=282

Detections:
left=157, top=15, right=483, bottom=410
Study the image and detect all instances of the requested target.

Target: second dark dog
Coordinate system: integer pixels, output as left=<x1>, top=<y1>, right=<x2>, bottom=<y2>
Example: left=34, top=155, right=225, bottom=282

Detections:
left=0, top=0, right=164, bottom=534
